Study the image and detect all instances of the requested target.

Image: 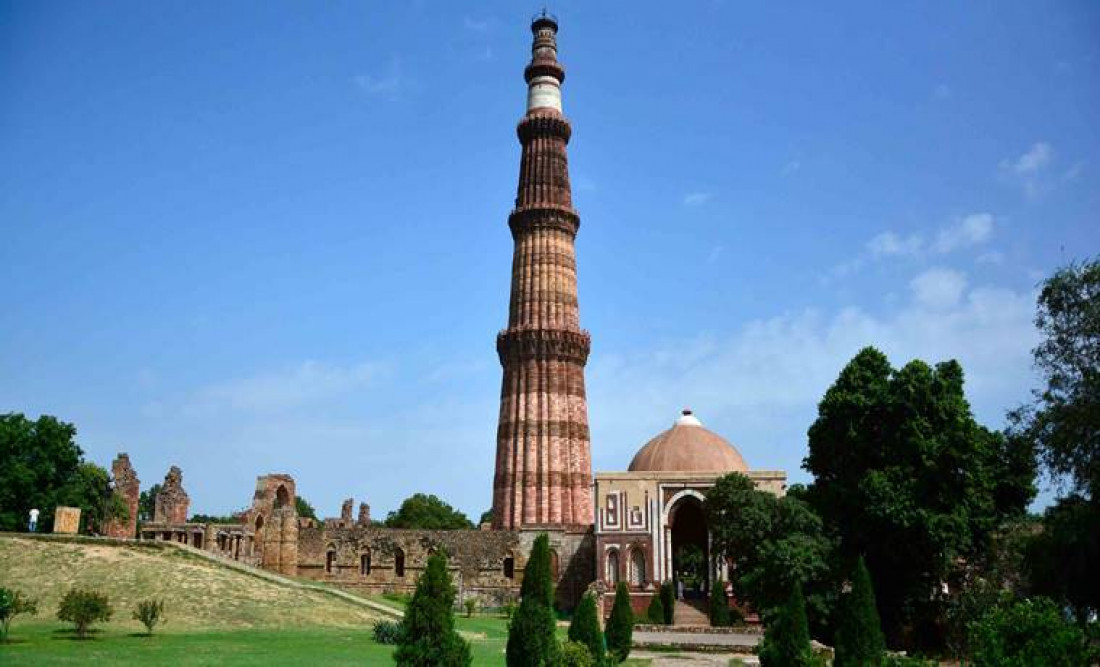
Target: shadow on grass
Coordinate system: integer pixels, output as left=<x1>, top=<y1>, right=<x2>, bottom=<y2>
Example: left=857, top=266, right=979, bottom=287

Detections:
left=0, top=638, right=31, bottom=645
left=127, top=633, right=155, bottom=638
left=50, top=627, right=105, bottom=641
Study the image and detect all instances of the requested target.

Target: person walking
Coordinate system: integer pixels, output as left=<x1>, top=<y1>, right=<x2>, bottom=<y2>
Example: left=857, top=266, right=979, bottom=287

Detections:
left=28, top=508, right=39, bottom=532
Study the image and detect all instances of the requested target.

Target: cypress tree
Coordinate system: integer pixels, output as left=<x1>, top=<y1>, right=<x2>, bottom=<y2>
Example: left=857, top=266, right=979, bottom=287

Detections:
left=709, top=580, right=731, bottom=627
left=567, top=592, right=606, bottom=665
left=506, top=534, right=560, bottom=666
left=834, top=557, right=885, bottom=667
left=758, top=585, right=813, bottom=667
left=605, top=582, right=633, bottom=663
left=646, top=594, right=665, bottom=624
left=659, top=581, right=675, bottom=625
left=394, top=552, right=472, bottom=666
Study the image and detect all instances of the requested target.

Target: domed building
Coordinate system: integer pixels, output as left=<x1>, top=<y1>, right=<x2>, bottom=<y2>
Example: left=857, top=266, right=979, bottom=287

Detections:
left=593, top=410, right=786, bottom=616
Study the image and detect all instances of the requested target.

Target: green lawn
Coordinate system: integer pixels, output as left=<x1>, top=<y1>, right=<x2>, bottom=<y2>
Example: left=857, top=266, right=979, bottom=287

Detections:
left=1, top=614, right=653, bottom=665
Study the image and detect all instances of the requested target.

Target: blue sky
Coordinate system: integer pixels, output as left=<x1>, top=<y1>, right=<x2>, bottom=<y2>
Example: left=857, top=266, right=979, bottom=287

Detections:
left=2, top=1, right=1097, bottom=519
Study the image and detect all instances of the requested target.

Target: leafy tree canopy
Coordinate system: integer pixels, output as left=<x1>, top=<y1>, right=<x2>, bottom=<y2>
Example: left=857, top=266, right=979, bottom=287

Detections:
left=706, top=473, right=833, bottom=626
left=968, top=596, right=1096, bottom=666
left=1008, top=257, right=1100, bottom=499
left=295, top=496, right=318, bottom=520
left=138, top=483, right=161, bottom=523
left=384, top=493, right=474, bottom=530
left=803, top=347, right=1035, bottom=647
left=0, top=413, right=83, bottom=531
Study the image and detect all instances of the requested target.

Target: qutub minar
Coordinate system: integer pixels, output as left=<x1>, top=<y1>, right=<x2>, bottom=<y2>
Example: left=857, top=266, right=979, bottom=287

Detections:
left=492, top=13, right=594, bottom=530
left=125, top=13, right=785, bottom=620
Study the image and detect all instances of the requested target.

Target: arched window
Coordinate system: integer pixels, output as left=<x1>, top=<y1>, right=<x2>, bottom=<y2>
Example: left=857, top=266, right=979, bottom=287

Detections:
left=274, top=485, right=290, bottom=510
left=503, top=554, right=515, bottom=579
left=325, top=546, right=336, bottom=573
left=394, top=548, right=405, bottom=577
left=606, top=549, right=620, bottom=585
left=360, top=550, right=371, bottom=576
left=629, top=547, right=646, bottom=587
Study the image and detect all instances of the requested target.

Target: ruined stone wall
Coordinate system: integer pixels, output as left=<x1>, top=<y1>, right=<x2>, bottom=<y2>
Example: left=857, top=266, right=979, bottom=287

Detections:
left=153, top=466, right=189, bottom=524
left=104, top=453, right=140, bottom=539
left=295, top=523, right=596, bottom=610
left=247, top=474, right=298, bottom=575
left=296, top=525, right=527, bottom=608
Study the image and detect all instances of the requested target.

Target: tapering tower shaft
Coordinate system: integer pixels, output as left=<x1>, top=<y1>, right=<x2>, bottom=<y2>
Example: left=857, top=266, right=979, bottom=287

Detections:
left=492, top=14, right=592, bottom=529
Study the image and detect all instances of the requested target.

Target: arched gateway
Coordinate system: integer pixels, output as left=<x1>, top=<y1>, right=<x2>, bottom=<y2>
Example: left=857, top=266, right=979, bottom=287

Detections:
left=594, top=410, right=786, bottom=617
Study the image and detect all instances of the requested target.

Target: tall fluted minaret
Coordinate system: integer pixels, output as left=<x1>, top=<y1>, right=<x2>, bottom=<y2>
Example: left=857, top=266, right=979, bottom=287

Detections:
left=492, top=13, right=593, bottom=529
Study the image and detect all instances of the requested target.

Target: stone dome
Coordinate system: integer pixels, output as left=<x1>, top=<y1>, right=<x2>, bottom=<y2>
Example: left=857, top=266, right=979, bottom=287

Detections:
left=627, top=410, right=748, bottom=473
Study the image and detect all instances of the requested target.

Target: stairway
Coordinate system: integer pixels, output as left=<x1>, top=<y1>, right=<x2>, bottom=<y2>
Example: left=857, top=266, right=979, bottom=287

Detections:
left=672, top=598, right=709, bottom=626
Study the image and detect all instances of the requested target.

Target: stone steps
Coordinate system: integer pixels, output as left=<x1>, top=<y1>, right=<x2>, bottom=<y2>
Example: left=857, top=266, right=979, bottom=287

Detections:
left=673, top=599, right=710, bottom=626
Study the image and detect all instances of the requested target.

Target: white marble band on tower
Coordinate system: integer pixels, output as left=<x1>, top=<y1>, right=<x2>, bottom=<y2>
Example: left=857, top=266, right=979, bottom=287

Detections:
left=527, top=75, right=562, bottom=112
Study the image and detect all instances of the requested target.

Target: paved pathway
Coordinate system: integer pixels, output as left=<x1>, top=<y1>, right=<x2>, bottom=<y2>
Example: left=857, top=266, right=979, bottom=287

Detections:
left=632, top=650, right=758, bottom=666
left=633, top=629, right=761, bottom=648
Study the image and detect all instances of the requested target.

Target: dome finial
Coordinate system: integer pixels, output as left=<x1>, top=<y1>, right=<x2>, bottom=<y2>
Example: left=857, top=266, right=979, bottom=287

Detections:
left=675, top=409, right=702, bottom=427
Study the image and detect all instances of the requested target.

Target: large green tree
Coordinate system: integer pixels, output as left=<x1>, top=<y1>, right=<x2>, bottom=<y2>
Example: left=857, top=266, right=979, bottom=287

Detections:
left=706, top=473, right=833, bottom=628
left=384, top=493, right=474, bottom=530
left=0, top=413, right=83, bottom=531
left=393, top=551, right=471, bottom=666
left=61, top=461, right=127, bottom=534
left=803, top=347, right=1035, bottom=648
left=1008, top=259, right=1100, bottom=623
left=137, top=483, right=161, bottom=523
left=1008, top=257, right=1099, bottom=499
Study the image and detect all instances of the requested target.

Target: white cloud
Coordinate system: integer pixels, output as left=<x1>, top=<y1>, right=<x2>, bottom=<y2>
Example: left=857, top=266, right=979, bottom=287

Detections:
left=1000, top=142, right=1055, bottom=198
left=867, top=231, right=924, bottom=258
left=1006, top=142, right=1053, bottom=175
left=683, top=192, right=712, bottom=206
left=933, top=213, right=994, bottom=253
left=352, top=58, right=408, bottom=101
left=587, top=276, right=1038, bottom=485
left=910, top=267, right=968, bottom=309
left=192, top=361, right=382, bottom=413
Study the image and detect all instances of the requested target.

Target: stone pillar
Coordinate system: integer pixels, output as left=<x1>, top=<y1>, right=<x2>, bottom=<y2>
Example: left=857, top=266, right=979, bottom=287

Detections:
left=53, top=506, right=81, bottom=534
left=357, top=502, right=371, bottom=527
left=340, top=498, right=353, bottom=526
left=104, top=453, right=140, bottom=539
left=153, top=466, right=190, bottom=524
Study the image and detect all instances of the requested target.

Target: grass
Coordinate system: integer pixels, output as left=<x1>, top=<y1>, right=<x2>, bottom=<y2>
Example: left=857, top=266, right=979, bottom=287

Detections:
left=0, top=613, right=539, bottom=665
left=0, top=535, right=641, bottom=665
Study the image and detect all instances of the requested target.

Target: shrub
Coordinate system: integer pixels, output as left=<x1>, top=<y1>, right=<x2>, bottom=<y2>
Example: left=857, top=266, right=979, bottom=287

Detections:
left=0, top=587, right=38, bottom=642
left=372, top=619, right=405, bottom=645
left=506, top=534, right=560, bottom=666
left=393, top=552, right=471, bottom=666
left=132, top=598, right=166, bottom=636
left=57, top=587, right=112, bottom=639
left=967, top=596, right=1095, bottom=666
left=709, top=580, right=731, bottom=627
left=605, top=582, right=633, bottom=663
left=758, top=585, right=814, bottom=667
left=568, top=592, right=606, bottom=665
left=501, top=602, right=516, bottom=620
left=659, top=581, right=675, bottom=625
left=646, top=594, right=665, bottom=624
left=463, top=598, right=477, bottom=618
left=834, top=557, right=885, bottom=666
left=561, top=640, right=595, bottom=667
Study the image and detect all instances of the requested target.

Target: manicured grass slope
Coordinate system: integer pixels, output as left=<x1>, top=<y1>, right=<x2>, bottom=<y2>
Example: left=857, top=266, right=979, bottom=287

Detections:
left=0, top=536, right=380, bottom=630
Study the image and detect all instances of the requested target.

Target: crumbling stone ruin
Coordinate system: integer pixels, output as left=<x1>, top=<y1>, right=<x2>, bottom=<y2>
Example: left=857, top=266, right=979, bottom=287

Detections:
left=153, top=466, right=189, bottom=524
left=104, top=453, right=140, bottom=539
left=134, top=466, right=594, bottom=610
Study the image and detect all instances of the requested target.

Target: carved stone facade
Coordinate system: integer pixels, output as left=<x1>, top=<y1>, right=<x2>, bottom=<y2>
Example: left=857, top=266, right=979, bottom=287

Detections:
left=492, top=12, right=593, bottom=530
left=104, top=453, right=140, bottom=539
left=153, top=466, right=190, bottom=524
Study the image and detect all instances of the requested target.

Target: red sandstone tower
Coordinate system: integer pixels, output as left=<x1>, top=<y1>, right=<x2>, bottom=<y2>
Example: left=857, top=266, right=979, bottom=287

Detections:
left=492, top=13, right=593, bottom=529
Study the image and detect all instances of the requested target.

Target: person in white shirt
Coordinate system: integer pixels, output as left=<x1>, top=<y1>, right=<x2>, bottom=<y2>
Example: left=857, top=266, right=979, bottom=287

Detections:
left=28, top=508, right=39, bottom=532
